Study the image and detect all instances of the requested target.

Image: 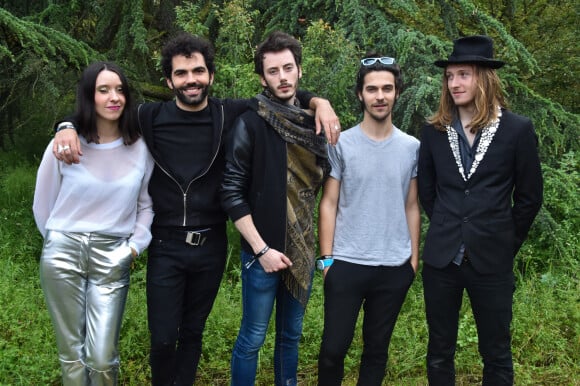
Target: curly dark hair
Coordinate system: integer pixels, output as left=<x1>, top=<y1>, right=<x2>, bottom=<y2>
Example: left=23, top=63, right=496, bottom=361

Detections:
left=160, top=33, right=215, bottom=79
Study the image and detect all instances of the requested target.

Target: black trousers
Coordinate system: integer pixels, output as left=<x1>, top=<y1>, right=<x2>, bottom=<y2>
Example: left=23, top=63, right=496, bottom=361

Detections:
left=422, top=261, right=515, bottom=386
left=318, top=259, right=415, bottom=386
left=146, top=225, right=227, bottom=386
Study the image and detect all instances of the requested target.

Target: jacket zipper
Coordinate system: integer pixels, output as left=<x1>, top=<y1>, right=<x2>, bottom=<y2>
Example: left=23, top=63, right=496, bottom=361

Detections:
left=138, top=103, right=225, bottom=227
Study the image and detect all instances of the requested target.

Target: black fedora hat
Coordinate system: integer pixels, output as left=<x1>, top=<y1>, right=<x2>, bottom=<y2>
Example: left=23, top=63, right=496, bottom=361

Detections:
left=434, top=35, right=505, bottom=69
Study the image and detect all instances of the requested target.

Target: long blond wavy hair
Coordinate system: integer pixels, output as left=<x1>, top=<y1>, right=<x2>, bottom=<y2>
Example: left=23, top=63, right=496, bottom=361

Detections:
left=428, top=65, right=508, bottom=132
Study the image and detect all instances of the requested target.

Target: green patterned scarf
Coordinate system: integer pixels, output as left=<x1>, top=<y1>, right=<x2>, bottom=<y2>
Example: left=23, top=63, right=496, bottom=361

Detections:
left=255, top=91, right=329, bottom=306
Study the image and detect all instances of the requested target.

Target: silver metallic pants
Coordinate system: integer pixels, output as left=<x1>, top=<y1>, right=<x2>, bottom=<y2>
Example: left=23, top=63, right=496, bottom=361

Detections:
left=40, top=231, right=133, bottom=386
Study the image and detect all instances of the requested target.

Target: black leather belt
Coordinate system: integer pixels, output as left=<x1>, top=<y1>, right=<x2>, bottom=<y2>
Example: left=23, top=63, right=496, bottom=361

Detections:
left=152, top=227, right=212, bottom=246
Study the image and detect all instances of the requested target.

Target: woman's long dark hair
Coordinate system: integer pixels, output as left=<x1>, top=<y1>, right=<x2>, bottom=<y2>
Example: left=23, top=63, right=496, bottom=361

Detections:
left=73, top=61, right=139, bottom=145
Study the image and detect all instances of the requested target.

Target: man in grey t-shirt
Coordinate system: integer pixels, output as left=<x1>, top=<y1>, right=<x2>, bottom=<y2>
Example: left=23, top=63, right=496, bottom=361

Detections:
left=316, top=54, right=420, bottom=386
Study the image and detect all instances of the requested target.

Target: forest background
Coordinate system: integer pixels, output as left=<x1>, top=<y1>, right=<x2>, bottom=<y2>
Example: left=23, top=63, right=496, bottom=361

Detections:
left=0, top=0, right=578, bottom=385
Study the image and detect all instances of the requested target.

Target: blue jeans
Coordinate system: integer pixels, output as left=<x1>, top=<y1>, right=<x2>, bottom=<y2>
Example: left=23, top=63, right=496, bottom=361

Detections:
left=231, top=250, right=312, bottom=386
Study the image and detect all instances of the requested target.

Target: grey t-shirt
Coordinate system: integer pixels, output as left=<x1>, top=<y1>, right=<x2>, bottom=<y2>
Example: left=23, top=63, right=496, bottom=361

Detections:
left=328, top=124, right=419, bottom=266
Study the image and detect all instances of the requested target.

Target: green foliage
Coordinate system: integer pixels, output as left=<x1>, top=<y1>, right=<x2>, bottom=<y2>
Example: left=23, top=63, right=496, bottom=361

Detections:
left=0, top=155, right=40, bottom=253
left=0, top=1, right=578, bottom=383
left=302, top=20, right=360, bottom=128
left=0, top=6, right=97, bottom=149
left=114, top=0, right=149, bottom=59
left=0, top=7, right=94, bottom=67
left=175, top=2, right=210, bottom=37
left=0, top=161, right=579, bottom=384
left=457, top=310, right=479, bottom=349
left=520, top=152, right=579, bottom=274
left=443, top=0, right=537, bottom=71
left=92, top=0, right=156, bottom=77
left=213, top=0, right=258, bottom=63
left=210, top=0, right=262, bottom=99
left=0, top=254, right=60, bottom=385
left=211, top=62, right=261, bottom=100
left=511, top=270, right=580, bottom=385
left=0, top=167, right=35, bottom=210
left=388, top=0, right=577, bottom=112
left=501, top=73, right=580, bottom=166
left=257, top=0, right=335, bottom=37
left=475, top=0, right=579, bottom=112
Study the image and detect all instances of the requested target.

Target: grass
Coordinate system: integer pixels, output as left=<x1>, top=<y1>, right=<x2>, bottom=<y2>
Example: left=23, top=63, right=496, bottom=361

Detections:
left=0, top=162, right=578, bottom=385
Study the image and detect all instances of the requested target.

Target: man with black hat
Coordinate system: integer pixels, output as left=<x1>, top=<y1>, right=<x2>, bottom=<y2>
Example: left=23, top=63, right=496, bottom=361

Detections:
left=417, top=35, right=543, bottom=385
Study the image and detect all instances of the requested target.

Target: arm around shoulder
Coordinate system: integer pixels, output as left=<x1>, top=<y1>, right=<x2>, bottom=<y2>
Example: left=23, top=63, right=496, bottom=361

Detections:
left=53, top=121, right=82, bottom=164
left=308, top=97, right=340, bottom=145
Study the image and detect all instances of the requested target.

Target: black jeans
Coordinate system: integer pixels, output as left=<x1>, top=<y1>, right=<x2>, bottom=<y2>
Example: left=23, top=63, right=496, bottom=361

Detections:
left=146, top=225, right=227, bottom=386
left=422, top=262, right=515, bottom=386
left=318, top=259, right=415, bottom=386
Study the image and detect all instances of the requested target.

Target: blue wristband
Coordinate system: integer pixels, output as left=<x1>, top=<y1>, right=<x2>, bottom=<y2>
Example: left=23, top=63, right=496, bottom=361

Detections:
left=316, top=256, right=334, bottom=270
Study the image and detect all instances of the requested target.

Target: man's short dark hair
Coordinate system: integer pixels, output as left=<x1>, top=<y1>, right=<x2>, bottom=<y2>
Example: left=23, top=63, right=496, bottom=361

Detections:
left=161, top=33, right=215, bottom=79
left=355, top=51, right=403, bottom=97
left=254, top=31, right=302, bottom=76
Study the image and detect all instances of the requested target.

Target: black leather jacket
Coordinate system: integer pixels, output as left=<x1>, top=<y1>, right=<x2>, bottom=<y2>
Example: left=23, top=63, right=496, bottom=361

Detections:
left=220, top=106, right=290, bottom=252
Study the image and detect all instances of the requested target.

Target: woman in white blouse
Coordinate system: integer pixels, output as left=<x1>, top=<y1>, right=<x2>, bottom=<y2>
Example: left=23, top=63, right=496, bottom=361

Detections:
left=33, top=61, right=154, bottom=385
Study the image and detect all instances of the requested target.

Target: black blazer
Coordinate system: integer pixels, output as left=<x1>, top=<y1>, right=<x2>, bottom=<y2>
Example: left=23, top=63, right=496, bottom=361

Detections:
left=418, top=109, right=543, bottom=274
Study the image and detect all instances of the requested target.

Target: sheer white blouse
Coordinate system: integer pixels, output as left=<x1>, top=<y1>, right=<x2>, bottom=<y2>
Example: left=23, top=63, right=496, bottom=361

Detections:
left=33, top=136, right=154, bottom=254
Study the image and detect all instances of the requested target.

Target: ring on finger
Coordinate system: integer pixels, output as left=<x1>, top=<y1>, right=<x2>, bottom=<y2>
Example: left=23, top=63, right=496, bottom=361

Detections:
left=57, top=144, right=71, bottom=154
left=333, top=125, right=339, bottom=131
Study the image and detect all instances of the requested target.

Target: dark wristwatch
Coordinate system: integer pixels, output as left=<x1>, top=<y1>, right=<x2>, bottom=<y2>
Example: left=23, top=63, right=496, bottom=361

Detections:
left=56, top=121, right=75, bottom=132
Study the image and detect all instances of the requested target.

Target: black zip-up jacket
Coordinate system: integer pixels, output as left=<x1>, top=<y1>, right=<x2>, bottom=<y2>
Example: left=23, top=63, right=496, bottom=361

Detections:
left=138, top=97, right=247, bottom=228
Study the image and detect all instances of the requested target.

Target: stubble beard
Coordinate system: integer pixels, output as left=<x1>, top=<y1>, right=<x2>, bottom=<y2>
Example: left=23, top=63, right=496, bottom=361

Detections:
left=365, top=103, right=392, bottom=123
left=266, top=80, right=298, bottom=105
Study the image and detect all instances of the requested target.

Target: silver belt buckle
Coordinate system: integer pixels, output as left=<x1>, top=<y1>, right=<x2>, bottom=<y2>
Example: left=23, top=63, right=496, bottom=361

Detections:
left=185, top=231, right=202, bottom=246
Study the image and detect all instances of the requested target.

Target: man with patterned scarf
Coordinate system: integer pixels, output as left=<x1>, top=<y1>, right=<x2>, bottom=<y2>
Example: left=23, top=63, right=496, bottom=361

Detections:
left=221, top=31, right=338, bottom=386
